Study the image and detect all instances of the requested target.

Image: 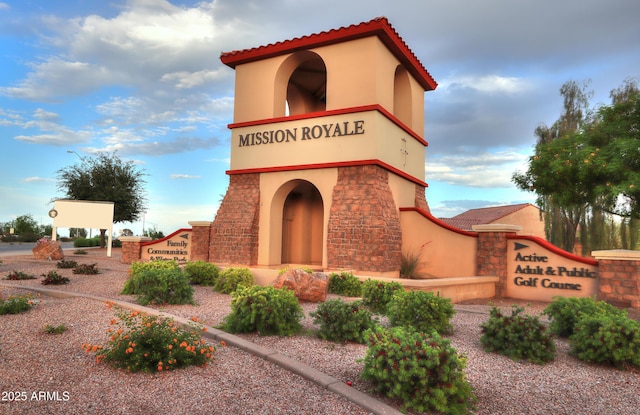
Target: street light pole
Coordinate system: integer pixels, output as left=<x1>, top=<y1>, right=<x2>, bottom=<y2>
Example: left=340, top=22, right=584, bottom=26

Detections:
left=66, top=150, right=82, bottom=159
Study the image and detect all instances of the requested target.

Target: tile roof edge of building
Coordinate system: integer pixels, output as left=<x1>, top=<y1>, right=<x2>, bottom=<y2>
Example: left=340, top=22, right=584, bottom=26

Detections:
left=219, top=17, right=437, bottom=90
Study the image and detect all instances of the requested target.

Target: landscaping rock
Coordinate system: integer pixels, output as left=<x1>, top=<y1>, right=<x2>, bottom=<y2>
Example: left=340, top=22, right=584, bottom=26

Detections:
left=273, top=268, right=328, bottom=302
left=32, top=240, right=64, bottom=260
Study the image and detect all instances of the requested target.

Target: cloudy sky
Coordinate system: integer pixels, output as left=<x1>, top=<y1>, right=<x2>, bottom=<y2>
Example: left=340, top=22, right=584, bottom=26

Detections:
left=1, top=0, right=639, bottom=236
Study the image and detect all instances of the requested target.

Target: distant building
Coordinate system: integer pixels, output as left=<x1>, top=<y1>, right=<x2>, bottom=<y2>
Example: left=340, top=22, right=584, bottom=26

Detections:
left=440, top=203, right=545, bottom=239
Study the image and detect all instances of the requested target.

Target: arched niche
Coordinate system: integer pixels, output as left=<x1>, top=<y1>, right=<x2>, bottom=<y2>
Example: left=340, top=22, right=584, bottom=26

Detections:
left=274, top=51, right=327, bottom=117
left=273, top=179, right=324, bottom=266
left=393, top=65, right=412, bottom=126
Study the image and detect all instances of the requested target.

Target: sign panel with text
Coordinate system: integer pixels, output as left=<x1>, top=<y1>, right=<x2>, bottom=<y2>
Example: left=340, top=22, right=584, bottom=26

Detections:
left=507, top=240, right=598, bottom=302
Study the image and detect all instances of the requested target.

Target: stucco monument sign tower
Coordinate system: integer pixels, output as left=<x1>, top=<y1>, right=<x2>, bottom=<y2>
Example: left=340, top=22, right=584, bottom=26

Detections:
left=210, top=17, right=437, bottom=276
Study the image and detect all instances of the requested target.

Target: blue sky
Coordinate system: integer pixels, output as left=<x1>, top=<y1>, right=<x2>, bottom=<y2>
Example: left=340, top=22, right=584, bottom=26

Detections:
left=1, top=0, right=639, bottom=237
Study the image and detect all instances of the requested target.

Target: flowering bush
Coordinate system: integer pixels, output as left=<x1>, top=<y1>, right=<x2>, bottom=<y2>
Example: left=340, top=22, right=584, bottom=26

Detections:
left=360, top=326, right=476, bottom=414
left=543, top=296, right=626, bottom=338
left=56, top=259, right=78, bottom=269
left=82, top=303, right=216, bottom=373
left=3, top=270, right=36, bottom=280
left=73, top=263, right=99, bottom=275
left=221, top=285, right=303, bottom=336
left=327, top=272, right=362, bottom=297
left=310, top=299, right=378, bottom=343
left=0, top=292, right=38, bottom=315
left=361, top=279, right=403, bottom=314
left=41, top=271, right=70, bottom=285
left=569, top=313, right=640, bottom=369
left=387, top=290, right=455, bottom=335
left=480, top=305, right=555, bottom=364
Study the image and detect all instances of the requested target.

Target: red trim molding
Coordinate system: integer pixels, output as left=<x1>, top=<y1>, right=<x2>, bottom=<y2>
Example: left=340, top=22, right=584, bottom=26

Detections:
left=228, top=159, right=428, bottom=187
left=140, top=228, right=192, bottom=247
left=506, top=234, right=599, bottom=266
left=399, top=207, right=478, bottom=237
left=229, top=104, right=428, bottom=147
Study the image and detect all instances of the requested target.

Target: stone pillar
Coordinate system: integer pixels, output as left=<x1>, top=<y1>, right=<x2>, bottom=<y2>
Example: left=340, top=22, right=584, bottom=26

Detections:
left=473, top=224, right=521, bottom=298
left=120, top=236, right=152, bottom=264
left=188, top=221, right=212, bottom=262
left=209, top=173, right=260, bottom=265
left=592, top=250, right=640, bottom=310
left=326, top=165, right=401, bottom=274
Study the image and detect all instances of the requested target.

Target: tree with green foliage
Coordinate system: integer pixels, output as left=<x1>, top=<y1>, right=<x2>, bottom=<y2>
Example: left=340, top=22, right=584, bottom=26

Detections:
left=1, top=214, right=43, bottom=241
left=56, top=152, right=147, bottom=247
left=513, top=78, right=640, bottom=252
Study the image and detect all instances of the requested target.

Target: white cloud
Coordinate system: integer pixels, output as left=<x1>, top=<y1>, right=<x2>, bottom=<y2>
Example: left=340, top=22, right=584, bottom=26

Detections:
left=426, top=150, right=528, bottom=188
left=22, top=176, right=54, bottom=183
left=441, top=75, right=532, bottom=94
left=170, top=174, right=201, bottom=179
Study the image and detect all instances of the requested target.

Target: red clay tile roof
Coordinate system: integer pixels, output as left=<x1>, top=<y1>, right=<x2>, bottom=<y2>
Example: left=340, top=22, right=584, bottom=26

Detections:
left=220, top=17, right=437, bottom=91
left=439, top=203, right=537, bottom=230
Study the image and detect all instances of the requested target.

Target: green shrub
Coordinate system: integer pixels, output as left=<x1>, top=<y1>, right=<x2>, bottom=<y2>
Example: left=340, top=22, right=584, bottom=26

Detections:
left=56, top=259, right=78, bottom=269
left=129, top=268, right=194, bottom=306
left=327, top=272, right=362, bottom=297
left=0, top=293, right=38, bottom=315
left=74, top=249, right=88, bottom=255
left=82, top=304, right=215, bottom=372
left=214, top=267, right=254, bottom=294
left=122, top=260, right=180, bottom=294
left=43, top=323, right=68, bottom=334
left=184, top=260, right=219, bottom=286
left=310, top=299, right=378, bottom=343
left=220, top=285, right=303, bottom=336
left=569, top=313, right=640, bottom=369
left=41, top=271, right=70, bottom=285
left=360, top=326, right=476, bottom=415
left=361, top=279, right=403, bottom=314
left=543, top=296, right=626, bottom=338
left=278, top=266, right=313, bottom=276
left=387, top=290, right=455, bottom=334
left=480, top=305, right=555, bottom=364
left=73, top=263, right=99, bottom=275
left=73, top=237, right=91, bottom=248
left=3, top=270, right=36, bottom=280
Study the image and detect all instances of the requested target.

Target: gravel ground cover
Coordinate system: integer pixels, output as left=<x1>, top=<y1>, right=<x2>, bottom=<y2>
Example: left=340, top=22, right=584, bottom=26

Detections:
left=1, top=249, right=639, bottom=415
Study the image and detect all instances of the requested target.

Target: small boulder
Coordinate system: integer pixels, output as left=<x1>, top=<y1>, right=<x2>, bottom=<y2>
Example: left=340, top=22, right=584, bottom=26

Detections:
left=273, top=268, right=328, bottom=302
left=32, top=240, right=64, bottom=260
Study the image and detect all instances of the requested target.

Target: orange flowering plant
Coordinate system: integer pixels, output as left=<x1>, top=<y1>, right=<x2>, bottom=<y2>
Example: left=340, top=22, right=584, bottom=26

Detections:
left=82, top=304, right=215, bottom=373
left=0, top=292, right=39, bottom=315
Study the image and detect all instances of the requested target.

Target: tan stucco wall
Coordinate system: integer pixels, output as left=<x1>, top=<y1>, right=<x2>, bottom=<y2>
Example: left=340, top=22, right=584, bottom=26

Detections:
left=231, top=36, right=425, bottom=135
left=230, top=110, right=425, bottom=181
left=506, top=237, right=598, bottom=302
left=400, top=210, right=478, bottom=278
left=257, top=169, right=338, bottom=267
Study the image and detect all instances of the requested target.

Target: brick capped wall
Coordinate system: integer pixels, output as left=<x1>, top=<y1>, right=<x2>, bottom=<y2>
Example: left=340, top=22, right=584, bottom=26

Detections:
left=597, top=259, right=640, bottom=309
left=120, top=237, right=152, bottom=264
left=189, top=222, right=211, bottom=262
left=476, top=230, right=512, bottom=297
left=414, top=184, right=430, bottom=212
left=326, top=165, right=401, bottom=273
left=209, top=174, right=260, bottom=265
